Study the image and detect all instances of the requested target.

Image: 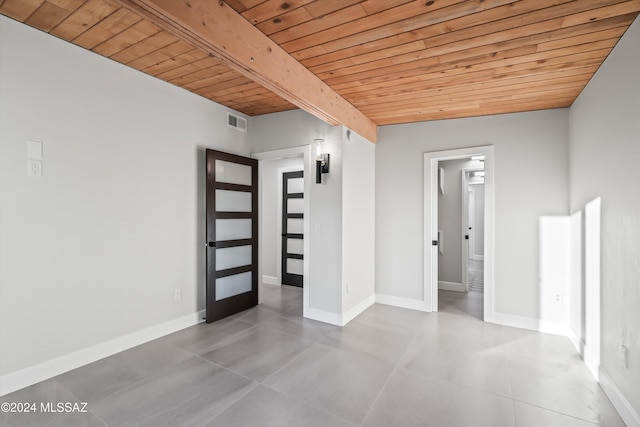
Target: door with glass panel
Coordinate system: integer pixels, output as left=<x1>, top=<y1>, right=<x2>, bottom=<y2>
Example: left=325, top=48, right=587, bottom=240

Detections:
left=281, top=171, right=304, bottom=287
left=206, top=149, right=258, bottom=322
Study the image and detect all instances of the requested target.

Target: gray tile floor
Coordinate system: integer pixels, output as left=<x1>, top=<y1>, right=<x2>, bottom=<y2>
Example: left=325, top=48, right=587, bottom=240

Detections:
left=0, top=284, right=624, bottom=426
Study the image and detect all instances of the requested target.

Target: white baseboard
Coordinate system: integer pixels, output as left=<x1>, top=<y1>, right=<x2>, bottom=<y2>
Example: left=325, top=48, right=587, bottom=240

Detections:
left=487, top=311, right=570, bottom=337
left=0, top=310, right=205, bottom=397
left=583, top=343, right=600, bottom=381
left=342, top=294, right=375, bottom=326
left=262, top=275, right=279, bottom=286
left=304, top=307, right=343, bottom=326
left=567, top=328, right=601, bottom=380
left=375, top=294, right=431, bottom=312
left=599, top=368, right=640, bottom=427
left=438, top=281, right=464, bottom=292
left=567, top=327, right=584, bottom=355
left=567, top=327, right=603, bottom=383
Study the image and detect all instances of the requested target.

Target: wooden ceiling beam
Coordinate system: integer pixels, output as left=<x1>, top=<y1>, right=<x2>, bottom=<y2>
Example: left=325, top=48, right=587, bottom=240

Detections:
left=113, top=0, right=378, bottom=142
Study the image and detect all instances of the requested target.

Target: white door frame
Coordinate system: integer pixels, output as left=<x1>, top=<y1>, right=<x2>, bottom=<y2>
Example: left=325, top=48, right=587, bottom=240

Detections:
left=252, top=145, right=312, bottom=316
left=423, top=146, right=494, bottom=319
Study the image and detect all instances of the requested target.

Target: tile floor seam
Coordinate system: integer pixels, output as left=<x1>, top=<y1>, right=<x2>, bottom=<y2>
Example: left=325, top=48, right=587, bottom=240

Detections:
left=257, top=342, right=322, bottom=386
left=94, top=359, right=259, bottom=427
left=193, top=354, right=259, bottom=385
left=446, top=376, right=514, bottom=401
left=192, top=353, right=290, bottom=396
left=510, top=397, right=604, bottom=426
left=185, top=322, right=262, bottom=357
left=181, top=380, right=261, bottom=427
left=505, top=330, right=517, bottom=401
left=510, top=396, right=519, bottom=427
left=259, top=341, right=395, bottom=426
left=261, top=314, right=335, bottom=342
left=503, top=323, right=520, bottom=427
left=73, top=347, right=199, bottom=398
left=53, top=379, right=111, bottom=427
left=258, top=383, right=359, bottom=427
left=357, top=354, right=403, bottom=426
left=357, top=327, right=424, bottom=425
left=396, top=361, right=515, bottom=402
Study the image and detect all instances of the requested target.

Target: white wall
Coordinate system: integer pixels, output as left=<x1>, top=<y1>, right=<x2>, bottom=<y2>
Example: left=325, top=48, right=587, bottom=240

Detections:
left=342, top=129, right=376, bottom=316
left=259, top=157, right=304, bottom=284
left=0, top=16, right=249, bottom=383
left=376, top=109, right=569, bottom=319
left=250, top=110, right=344, bottom=316
left=569, top=15, right=640, bottom=422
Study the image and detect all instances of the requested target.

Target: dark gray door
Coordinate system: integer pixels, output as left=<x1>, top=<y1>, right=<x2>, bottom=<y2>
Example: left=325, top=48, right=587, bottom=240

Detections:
left=206, top=149, right=258, bottom=322
left=281, top=171, right=304, bottom=287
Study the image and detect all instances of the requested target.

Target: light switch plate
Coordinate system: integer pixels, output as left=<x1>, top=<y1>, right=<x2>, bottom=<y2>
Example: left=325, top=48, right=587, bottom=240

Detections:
left=27, top=140, right=43, bottom=160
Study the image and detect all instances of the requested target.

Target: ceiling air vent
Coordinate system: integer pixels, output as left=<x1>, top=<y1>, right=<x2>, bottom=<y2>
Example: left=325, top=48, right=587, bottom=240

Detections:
left=227, top=112, right=247, bottom=133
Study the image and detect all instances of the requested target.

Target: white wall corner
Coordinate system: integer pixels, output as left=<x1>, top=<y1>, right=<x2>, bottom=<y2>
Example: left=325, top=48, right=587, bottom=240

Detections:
left=304, top=307, right=343, bottom=326
left=262, top=275, right=279, bottom=286
left=487, top=310, right=571, bottom=337
left=599, top=368, right=640, bottom=427
left=342, top=294, right=375, bottom=326
left=0, top=310, right=205, bottom=397
left=567, top=327, right=585, bottom=357
left=438, top=281, right=465, bottom=292
left=375, top=294, right=431, bottom=312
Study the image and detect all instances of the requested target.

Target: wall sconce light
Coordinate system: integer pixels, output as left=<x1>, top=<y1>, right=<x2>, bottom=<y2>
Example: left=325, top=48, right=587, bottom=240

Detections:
left=315, top=138, right=330, bottom=184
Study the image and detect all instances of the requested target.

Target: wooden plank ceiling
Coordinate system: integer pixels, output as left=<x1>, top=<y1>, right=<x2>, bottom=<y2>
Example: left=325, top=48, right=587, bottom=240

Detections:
left=2, top=0, right=639, bottom=127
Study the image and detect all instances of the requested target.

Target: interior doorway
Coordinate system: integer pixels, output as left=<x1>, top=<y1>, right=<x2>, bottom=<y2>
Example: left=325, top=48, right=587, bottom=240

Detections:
left=434, top=158, right=485, bottom=319
left=253, top=145, right=312, bottom=317
left=423, top=146, right=494, bottom=321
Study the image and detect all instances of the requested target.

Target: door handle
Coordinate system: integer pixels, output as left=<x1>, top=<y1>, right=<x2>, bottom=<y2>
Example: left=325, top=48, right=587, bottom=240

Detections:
left=432, top=240, right=438, bottom=246
left=465, top=235, right=469, bottom=240
left=207, top=241, right=216, bottom=247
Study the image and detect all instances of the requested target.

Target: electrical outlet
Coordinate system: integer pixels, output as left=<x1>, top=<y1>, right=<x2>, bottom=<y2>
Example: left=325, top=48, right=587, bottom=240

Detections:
left=315, top=223, right=322, bottom=233
left=28, top=160, right=42, bottom=177
left=174, top=288, right=182, bottom=301
left=553, top=293, right=563, bottom=304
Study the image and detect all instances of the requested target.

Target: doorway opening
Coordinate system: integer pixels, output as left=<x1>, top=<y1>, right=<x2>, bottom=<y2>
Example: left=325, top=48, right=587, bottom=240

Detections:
left=434, top=158, right=485, bottom=320
left=423, top=146, right=494, bottom=321
left=253, top=145, right=312, bottom=318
